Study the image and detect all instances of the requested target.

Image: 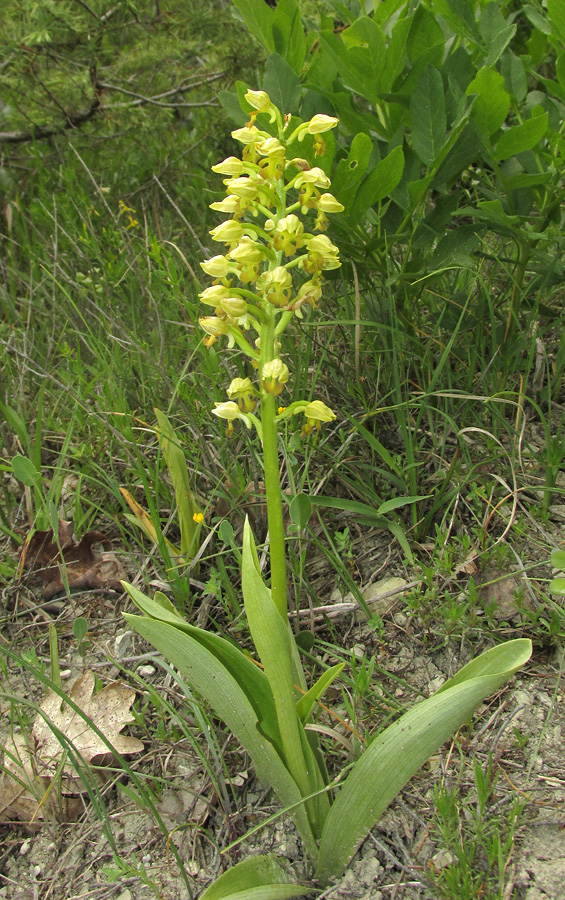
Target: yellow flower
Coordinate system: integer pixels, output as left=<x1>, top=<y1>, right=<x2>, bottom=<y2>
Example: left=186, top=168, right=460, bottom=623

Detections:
left=301, top=400, right=336, bottom=436
left=212, top=401, right=241, bottom=420
left=245, top=89, right=277, bottom=123
left=193, top=512, right=204, bottom=524
left=227, top=377, right=257, bottom=412
left=199, top=316, right=230, bottom=336
left=272, top=214, right=304, bottom=257
left=209, top=195, right=242, bottom=214
left=303, top=235, right=341, bottom=274
left=262, top=359, right=290, bottom=395
left=257, top=266, right=293, bottom=307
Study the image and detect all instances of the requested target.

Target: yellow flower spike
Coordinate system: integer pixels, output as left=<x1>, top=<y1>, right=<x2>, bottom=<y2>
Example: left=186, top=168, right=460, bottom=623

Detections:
left=211, top=157, right=245, bottom=176
left=318, top=193, right=345, bottom=214
left=193, top=512, right=204, bottom=524
left=200, top=255, right=230, bottom=277
left=262, top=359, right=289, bottom=396
left=210, top=220, right=245, bottom=243
left=272, top=214, right=304, bottom=257
left=257, top=266, right=293, bottom=307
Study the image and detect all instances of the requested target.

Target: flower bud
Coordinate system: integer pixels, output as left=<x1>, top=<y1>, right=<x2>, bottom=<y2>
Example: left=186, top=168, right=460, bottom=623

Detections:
left=219, top=297, right=248, bottom=318
left=306, top=114, right=339, bottom=134
left=209, top=195, right=241, bottom=213
left=199, top=284, right=232, bottom=306
left=224, top=176, right=260, bottom=201
left=211, top=157, right=245, bottom=176
left=262, top=359, right=289, bottom=395
left=200, top=255, right=230, bottom=277
left=199, top=316, right=229, bottom=336
left=210, top=220, right=245, bottom=244
left=317, top=193, right=344, bottom=213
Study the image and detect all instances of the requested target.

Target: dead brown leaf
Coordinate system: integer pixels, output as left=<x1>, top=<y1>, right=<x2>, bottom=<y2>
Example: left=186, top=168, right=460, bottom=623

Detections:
left=20, top=520, right=125, bottom=599
left=0, top=671, right=143, bottom=828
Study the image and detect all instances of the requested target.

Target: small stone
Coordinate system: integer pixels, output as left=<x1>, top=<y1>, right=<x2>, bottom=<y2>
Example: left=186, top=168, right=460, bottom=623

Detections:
left=114, top=631, right=135, bottom=659
left=513, top=690, right=532, bottom=707
left=60, top=669, right=73, bottom=680
left=137, top=665, right=156, bottom=677
left=19, top=839, right=31, bottom=856
left=116, top=891, right=132, bottom=900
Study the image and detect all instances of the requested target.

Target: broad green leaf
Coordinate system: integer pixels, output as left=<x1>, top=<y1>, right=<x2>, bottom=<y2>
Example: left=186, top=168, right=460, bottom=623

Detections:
left=330, top=133, right=373, bottom=213
left=549, top=577, right=565, bottom=596
left=272, top=0, right=306, bottom=73
left=11, top=454, right=41, bottom=486
left=318, top=20, right=386, bottom=106
left=407, top=6, right=444, bottom=68
left=123, top=583, right=283, bottom=758
left=349, top=145, right=405, bottom=223
left=502, top=50, right=528, bottom=102
left=436, top=0, right=481, bottom=41
left=199, top=854, right=309, bottom=900
left=315, top=639, right=532, bottom=885
left=494, top=111, right=548, bottom=160
left=289, top=493, right=312, bottom=528
left=123, top=609, right=318, bottom=858
left=242, top=520, right=328, bottom=828
left=466, top=68, right=510, bottom=136
left=550, top=549, right=565, bottom=570
left=411, top=67, right=446, bottom=167
left=263, top=54, right=301, bottom=116
left=379, top=15, right=411, bottom=93
left=548, top=0, right=565, bottom=43
left=296, top=664, right=344, bottom=723
left=377, top=495, right=429, bottom=515
left=230, top=0, right=275, bottom=53
left=154, top=409, right=200, bottom=558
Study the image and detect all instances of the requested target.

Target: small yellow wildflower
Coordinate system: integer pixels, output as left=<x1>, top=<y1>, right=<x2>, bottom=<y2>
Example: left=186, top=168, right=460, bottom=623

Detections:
left=193, top=512, right=204, bottom=524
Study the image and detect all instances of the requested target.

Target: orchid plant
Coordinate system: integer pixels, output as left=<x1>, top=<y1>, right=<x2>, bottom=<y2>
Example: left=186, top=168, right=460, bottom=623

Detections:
left=122, top=91, right=531, bottom=898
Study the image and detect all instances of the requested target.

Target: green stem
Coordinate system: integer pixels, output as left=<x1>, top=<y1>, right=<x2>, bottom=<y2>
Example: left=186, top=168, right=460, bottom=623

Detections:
left=260, top=310, right=288, bottom=619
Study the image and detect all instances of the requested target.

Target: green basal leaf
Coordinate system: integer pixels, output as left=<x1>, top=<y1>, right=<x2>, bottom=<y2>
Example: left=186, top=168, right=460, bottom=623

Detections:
left=296, top=663, right=344, bottom=723
left=122, top=582, right=283, bottom=755
left=550, top=549, right=565, bottom=570
left=315, top=638, right=531, bottom=885
left=242, top=520, right=329, bottom=832
left=154, top=408, right=200, bottom=559
left=199, top=853, right=310, bottom=900
left=123, top=606, right=318, bottom=858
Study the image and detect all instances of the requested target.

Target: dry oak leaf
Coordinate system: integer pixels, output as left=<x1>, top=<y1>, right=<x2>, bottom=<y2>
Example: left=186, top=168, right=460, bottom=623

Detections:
left=20, top=520, right=125, bottom=599
left=0, top=672, right=143, bottom=827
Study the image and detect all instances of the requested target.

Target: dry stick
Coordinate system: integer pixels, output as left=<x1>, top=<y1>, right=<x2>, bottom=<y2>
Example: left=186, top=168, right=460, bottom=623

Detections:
left=351, top=260, right=360, bottom=383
